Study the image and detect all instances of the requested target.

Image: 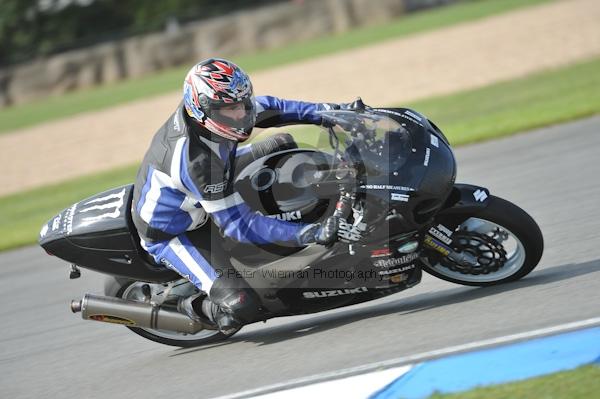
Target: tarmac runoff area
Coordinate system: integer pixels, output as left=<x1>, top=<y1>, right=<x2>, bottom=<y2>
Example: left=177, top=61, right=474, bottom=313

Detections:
left=1, top=0, right=600, bottom=196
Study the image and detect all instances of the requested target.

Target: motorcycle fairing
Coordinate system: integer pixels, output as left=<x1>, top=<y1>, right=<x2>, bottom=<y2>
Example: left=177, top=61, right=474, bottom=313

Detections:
left=227, top=231, right=423, bottom=316
left=39, top=185, right=179, bottom=282
left=432, top=183, right=492, bottom=233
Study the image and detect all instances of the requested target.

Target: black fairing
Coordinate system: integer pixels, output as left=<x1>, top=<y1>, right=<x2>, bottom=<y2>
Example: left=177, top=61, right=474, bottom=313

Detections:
left=38, top=185, right=179, bottom=282
left=433, top=183, right=492, bottom=230
left=359, top=108, right=457, bottom=233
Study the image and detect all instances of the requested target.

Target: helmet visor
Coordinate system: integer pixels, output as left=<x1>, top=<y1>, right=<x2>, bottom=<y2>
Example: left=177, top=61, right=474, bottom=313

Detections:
left=207, top=96, right=256, bottom=132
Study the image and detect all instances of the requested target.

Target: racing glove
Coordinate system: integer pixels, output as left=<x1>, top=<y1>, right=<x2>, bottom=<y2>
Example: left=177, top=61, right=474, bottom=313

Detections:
left=297, top=217, right=336, bottom=246
left=320, top=97, right=371, bottom=127
left=321, top=97, right=370, bottom=112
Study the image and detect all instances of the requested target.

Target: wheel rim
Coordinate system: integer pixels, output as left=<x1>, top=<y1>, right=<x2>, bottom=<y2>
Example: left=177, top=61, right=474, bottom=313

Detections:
left=121, top=281, right=223, bottom=342
left=426, top=218, right=526, bottom=283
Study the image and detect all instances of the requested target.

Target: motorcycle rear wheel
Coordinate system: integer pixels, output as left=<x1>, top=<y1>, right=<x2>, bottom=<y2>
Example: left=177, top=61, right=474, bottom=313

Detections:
left=422, top=195, right=544, bottom=286
left=104, top=278, right=240, bottom=347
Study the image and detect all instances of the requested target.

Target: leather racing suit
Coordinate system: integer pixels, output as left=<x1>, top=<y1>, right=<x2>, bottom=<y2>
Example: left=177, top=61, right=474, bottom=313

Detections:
left=132, top=95, right=336, bottom=296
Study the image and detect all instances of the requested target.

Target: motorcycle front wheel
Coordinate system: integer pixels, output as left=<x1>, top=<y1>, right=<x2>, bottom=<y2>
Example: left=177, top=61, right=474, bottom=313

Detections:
left=422, top=196, right=544, bottom=286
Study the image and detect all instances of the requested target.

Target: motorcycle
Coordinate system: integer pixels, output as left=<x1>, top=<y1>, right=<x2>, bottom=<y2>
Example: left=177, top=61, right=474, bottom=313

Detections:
left=38, top=101, right=544, bottom=347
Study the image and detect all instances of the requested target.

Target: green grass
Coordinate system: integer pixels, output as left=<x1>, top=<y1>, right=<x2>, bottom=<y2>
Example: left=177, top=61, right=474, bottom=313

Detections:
left=0, top=164, right=139, bottom=251
left=408, top=57, right=600, bottom=145
left=2, top=56, right=599, bottom=252
left=429, top=365, right=600, bottom=399
left=0, top=0, right=552, bottom=134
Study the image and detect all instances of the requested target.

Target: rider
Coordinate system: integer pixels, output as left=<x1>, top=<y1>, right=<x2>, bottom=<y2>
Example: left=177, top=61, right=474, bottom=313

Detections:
left=132, top=58, right=354, bottom=334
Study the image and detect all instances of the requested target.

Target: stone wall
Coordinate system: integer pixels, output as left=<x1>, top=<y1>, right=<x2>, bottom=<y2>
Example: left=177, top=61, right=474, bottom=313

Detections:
left=0, top=0, right=454, bottom=107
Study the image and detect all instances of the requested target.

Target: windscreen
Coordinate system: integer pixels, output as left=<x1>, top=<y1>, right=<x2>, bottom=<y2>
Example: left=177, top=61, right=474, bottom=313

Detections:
left=319, top=110, right=416, bottom=180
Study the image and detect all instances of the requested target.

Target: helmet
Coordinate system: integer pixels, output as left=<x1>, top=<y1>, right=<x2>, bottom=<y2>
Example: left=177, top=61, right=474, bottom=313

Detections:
left=183, top=58, right=256, bottom=142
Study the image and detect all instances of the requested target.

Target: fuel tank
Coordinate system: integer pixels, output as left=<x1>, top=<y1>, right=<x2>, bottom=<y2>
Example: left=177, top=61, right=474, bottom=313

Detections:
left=234, top=149, right=339, bottom=224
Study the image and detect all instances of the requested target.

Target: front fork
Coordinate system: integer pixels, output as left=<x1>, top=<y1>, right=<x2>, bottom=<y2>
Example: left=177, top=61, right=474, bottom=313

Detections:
left=423, top=224, right=479, bottom=268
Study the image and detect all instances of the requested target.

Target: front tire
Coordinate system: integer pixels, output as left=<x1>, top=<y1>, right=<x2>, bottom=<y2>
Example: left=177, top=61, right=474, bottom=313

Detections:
left=104, top=278, right=239, bottom=347
left=422, top=196, right=543, bottom=286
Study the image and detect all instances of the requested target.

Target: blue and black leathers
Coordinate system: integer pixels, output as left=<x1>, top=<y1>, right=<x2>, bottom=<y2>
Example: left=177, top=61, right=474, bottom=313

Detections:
left=132, top=96, right=335, bottom=294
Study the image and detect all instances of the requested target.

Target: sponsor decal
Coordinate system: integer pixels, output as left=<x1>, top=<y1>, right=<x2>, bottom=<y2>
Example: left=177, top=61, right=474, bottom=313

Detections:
left=405, top=110, right=423, bottom=122
left=204, top=181, right=228, bottom=194
left=378, top=264, right=416, bottom=275
left=302, top=287, right=368, bottom=299
left=436, top=223, right=453, bottom=236
left=397, top=241, right=419, bottom=253
left=428, top=226, right=453, bottom=245
left=424, top=147, right=431, bottom=166
left=39, top=224, right=49, bottom=238
left=423, top=236, right=450, bottom=256
left=400, top=111, right=425, bottom=126
left=430, top=134, right=439, bottom=148
left=89, top=315, right=136, bottom=326
left=51, top=216, right=61, bottom=231
left=63, top=204, right=77, bottom=235
left=473, top=189, right=488, bottom=202
left=374, top=109, right=404, bottom=118
left=390, top=274, right=409, bottom=284
left=391, top=193, right=410, bottom=202
left=360, top=184, right=415, bottom=191
left=267, top=210, right=302, bottom=221
left=371, top=248, right=392, bottom=258
left=79, top=188, right=126, bottom=226
left=338, top=220, right=362, bottom=242
left=373, top=253, right=419, bottom=268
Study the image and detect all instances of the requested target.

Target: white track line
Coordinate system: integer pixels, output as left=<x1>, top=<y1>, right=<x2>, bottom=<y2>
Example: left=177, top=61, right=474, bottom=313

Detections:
left=213, top=317, right=600, bottom=399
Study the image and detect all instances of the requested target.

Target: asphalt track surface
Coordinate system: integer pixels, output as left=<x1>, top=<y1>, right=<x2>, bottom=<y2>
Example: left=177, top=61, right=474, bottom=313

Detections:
left=1, top=116, right=600, bottom=399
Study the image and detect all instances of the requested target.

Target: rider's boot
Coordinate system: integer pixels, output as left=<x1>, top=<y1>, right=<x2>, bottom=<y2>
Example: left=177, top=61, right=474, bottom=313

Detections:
left=177, top=292, right=216, bottom=327
left=178, top=278, right=259, bottom=335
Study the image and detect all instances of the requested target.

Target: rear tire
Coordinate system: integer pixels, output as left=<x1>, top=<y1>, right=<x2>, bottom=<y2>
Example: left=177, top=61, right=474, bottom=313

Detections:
left=422, top=196, right=543, bottom=286
left=104, top=278, right=239, bottom=347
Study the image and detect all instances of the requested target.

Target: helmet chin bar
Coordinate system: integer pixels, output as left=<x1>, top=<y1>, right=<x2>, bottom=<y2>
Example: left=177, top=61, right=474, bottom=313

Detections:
left=203, top=117, right=253, bottom=142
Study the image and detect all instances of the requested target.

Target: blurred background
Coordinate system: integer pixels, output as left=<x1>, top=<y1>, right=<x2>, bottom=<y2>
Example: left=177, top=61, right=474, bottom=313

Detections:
left=0, top=0, right=451, bottom=106
left=2, top=2, right=600, bottom=398
left=0, top=0, right=599, bottom=253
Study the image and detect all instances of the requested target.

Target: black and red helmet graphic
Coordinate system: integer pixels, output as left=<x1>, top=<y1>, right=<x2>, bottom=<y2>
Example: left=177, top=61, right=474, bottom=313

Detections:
left=198, top=60, right=252, bottom=102
left=183, top=58, right=255, bottom=142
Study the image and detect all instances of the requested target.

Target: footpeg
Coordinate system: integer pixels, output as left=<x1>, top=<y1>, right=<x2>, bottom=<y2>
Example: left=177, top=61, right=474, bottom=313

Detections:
left=69, top=264, right=81, bottom=279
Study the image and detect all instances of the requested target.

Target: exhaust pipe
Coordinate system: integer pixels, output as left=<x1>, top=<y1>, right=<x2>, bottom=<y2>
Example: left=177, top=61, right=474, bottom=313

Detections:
left=71, top=293, right=209, bottom=334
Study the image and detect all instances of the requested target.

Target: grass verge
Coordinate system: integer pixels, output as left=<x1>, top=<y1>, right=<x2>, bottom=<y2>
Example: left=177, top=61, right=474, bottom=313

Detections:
left=429, top=365, right=600, bottom=399
left=0, top=0, right=552, bottom=134
left=408, top=57, right=600, bottom=145
left=0, top=164, right=139, bottom=252
left=1, top=56, right=599, bottom=252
